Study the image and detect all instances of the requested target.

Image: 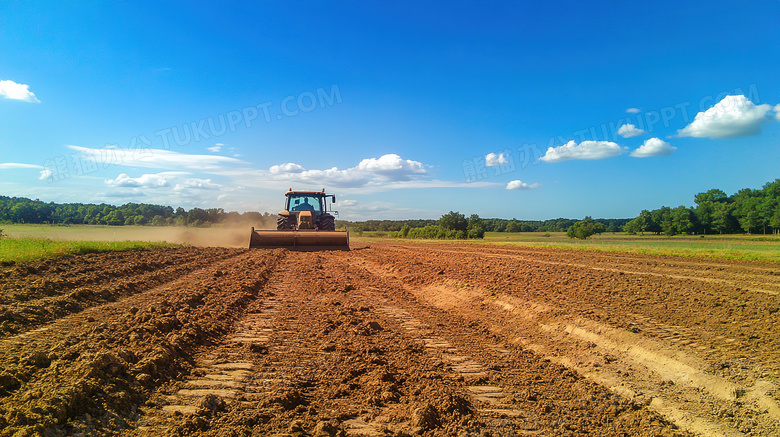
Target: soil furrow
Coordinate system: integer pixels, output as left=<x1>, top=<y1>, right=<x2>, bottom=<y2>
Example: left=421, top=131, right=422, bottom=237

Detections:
left=0, top=249, right=281, bottom=436
left=0, top=247, right=240, bottom=337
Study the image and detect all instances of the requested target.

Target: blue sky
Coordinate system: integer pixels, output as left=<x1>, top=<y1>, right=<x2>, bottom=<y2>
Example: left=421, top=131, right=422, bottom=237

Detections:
left=1, top=1, right=779, bottom=220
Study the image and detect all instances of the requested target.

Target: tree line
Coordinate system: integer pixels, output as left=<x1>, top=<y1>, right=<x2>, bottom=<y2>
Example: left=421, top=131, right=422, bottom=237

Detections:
left=623, top=179, right=780, bottom=235
left=0, top=197, right=277, bottom=228
left=347, top=217, right=629, bottom=234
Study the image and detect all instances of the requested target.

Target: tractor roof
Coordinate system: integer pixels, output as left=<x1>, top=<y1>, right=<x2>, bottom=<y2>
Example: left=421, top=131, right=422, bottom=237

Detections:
left=285, top=190, right=329, bottom=196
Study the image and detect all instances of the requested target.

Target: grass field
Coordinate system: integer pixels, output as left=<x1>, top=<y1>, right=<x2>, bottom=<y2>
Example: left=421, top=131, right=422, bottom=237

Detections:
left=0, top=237, right=176, bottom=263
left=2, top=224, right=778, bottom=263
left=354, top=231, right=780, bottom=263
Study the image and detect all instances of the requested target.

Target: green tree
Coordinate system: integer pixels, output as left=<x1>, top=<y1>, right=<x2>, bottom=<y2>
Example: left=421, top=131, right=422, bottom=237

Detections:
left=439, top=211, right=468, bottom=231
left=671, top=206, right=695, bottom=235
left=567, top=216, right=605, bottom=239
left=694, top=188, right=728, bottom=205
left=623, top=218, right=642, bottom=235
left=653, top=207, right=673, bottom=235
left=104, top=210, right=125, bottom=226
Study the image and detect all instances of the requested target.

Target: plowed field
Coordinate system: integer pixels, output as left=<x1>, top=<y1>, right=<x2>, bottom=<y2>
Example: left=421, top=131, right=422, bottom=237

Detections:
left=1, top=241, right=778, bottom=436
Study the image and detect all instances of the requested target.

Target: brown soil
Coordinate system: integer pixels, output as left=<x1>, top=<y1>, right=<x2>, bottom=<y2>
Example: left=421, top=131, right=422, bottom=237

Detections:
left=0, top=241, right=778, bottom=436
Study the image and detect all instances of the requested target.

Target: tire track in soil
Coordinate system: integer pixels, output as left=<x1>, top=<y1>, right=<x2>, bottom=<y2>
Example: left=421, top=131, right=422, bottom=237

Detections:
left=135, top=279, right=301, bottom=432
left=373, top=303, right=531, bottom=423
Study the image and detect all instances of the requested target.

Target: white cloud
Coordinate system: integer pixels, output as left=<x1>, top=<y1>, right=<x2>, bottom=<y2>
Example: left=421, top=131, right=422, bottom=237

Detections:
left=0, top=162, right=50, bottom=180
left=269, top=163, right=305, bottom=174
left=174, top=178, right=220, bottom=191
left=630, top=137, right=676, bottom=158
left=355, top=154, right=427, bottom=175
left=105, top=172, right=181, bottom=188
left=0, top=80, right=41, bottom=103
left=0, top=163, right=44, bottom=169
left=506, top=180, right=539, bottom=190
left=617, top=123, right=645, bottom=138
left=266, top=154, right=429, bottom=188
left=774, top=104, right=780, bottom=121
left=677, top=95, right=772, bottom=138
left=207, top=145, right=222, bottom=152
left=485, top=152, right=509, bottom=167
left=67, top=145, right=247, bottom=172
left=540, top=140, right=626, bottom=163
left=626, top=108, right=641, bottom=114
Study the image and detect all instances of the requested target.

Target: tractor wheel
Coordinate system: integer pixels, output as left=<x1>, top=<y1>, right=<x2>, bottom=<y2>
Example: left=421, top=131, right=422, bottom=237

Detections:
left=319, top=214, right=336, bottom=231
left=277, top=215, right=292, bottom=230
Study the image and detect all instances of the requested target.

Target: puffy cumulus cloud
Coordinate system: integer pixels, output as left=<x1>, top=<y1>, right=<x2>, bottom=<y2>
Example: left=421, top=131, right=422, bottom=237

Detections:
left=105, top=173, right=178, bottom=188
left=267, top=154, right=428, bottom=188
left=485, top=152, right=509, bottom=167
left=677, top=95, right=772, bottom=138
left=0, top=80, right=40, bottom=103
left=630, top=138, right=677, bottom=158
left=39, top=169, right=52, bottom=180
left=626, top=108, right=641, bottom=114
left=617, top=123, right=645, bottom=138
left=354, top=154, right=426, bottom=175
left=775, top=104, right=780, bottom=121
left=269, top=163, right=305, bottom=174
left=506, top=180, right=539, bottom=190
left=540, top=140, right=626, bottom=163
left=174, top=178, right=220, bottom=191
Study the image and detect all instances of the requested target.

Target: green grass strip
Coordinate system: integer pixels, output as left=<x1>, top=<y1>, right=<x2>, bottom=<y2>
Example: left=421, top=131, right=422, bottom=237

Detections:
left=0, top=237, right=179, bottom=263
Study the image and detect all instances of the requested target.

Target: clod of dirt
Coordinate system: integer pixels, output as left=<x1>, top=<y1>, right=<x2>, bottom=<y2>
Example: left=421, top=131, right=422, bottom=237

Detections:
left=288, top=419, right=304, bottom=432
left=22, top=351, right=51, bottom=368
left=249, top=344, right=268, bottom=354
left=266, top=388, right=306, bottom=410
left=135, top=373, right=152, bottom=384
left=411, top=403, right=441, bottom=430
left=380, top=389, right=399, bottom=403
left=88, top=351, right=127, bottom=378
left=436, top=393, right=473, bottom=417
left=0, top=371, right=21, bottom=394
left=356, top=320, right=383, bottom=335
left=312, top=419, right=339, bottom=436
left=196, top=393, right=227, bottom=417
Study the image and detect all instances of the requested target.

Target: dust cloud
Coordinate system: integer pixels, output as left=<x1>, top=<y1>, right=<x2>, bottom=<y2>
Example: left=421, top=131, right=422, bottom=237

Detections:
left=7, top=225, right=259, bottom=248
